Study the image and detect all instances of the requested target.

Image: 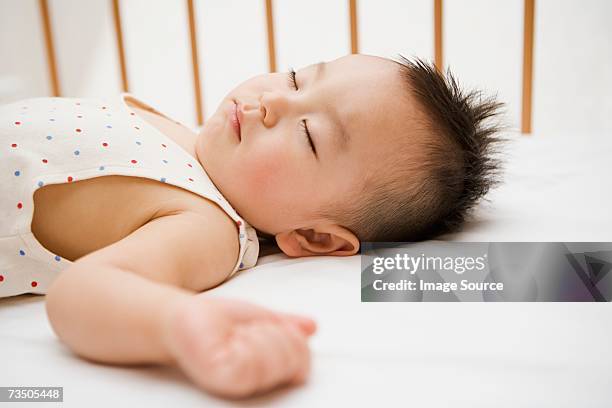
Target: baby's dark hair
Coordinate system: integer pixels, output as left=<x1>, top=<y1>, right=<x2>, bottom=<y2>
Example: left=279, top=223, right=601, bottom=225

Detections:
left=317, top=55, right=507, bottom=243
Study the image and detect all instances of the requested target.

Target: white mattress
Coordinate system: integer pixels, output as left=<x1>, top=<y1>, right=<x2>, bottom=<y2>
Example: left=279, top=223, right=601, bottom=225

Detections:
left=1, top=132, right=611, bottom=407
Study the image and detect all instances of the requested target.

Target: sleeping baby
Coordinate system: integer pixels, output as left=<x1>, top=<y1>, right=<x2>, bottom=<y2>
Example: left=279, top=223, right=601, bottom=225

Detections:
left=0, top=53, right=504, bottom=398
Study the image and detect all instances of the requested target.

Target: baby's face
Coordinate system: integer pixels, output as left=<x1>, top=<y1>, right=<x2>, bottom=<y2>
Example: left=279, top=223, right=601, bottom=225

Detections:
left=196, top=54, right=417, bottom=236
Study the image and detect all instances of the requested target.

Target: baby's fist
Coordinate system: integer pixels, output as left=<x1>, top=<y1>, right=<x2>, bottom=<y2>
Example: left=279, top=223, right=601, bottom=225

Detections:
left=162, top=295, right=316, bottom=399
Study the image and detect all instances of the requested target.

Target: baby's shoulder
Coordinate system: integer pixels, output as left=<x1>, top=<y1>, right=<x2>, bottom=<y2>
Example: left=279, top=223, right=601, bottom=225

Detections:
left=152, top=183, right=241, bottom=254
left=139, top=188, right=243, bottom=288
left=154, top=185, right=237, bottom=229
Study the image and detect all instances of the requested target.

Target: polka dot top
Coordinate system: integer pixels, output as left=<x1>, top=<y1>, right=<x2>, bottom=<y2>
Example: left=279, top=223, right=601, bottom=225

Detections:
left=0, top=93, right=259, bottom=298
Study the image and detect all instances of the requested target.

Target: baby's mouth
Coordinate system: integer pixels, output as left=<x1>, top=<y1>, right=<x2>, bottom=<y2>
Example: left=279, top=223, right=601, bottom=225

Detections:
left=231, top=100, right=242, bottom=142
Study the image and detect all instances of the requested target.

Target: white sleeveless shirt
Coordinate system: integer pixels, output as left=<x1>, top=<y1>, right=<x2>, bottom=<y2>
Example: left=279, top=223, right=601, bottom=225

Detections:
left=0, top=93, right=259, bottom=298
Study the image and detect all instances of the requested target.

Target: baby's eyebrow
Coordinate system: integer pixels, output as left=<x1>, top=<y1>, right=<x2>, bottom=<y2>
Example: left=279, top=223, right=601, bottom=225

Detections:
left=313, top=61, right=325, bottom=82
left=328, top=101, right=350, bottom=154
left=310, top=61, right=350, bottom=154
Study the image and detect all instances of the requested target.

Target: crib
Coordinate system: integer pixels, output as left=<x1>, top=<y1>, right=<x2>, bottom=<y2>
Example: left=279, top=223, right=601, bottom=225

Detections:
left=1, top=1, right=611, bottom=406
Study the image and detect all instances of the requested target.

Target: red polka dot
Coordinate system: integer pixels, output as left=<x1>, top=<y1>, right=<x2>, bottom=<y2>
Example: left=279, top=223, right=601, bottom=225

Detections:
left=0, top=275, right=4, bottom=282
left=67, top=176, right=73, bottom=182
left=11, top=143, right=17, bottom=148
left=236, top=220, right=242, bottom=227
left=161, top=143, right=167, bottom=148
left=42, top=159, right=48, bottom=163
left=17, top=202, right=23, bottom=209
left=31, top=281, right=38, bottom=288
left=14, top=121, right=21, bottom=125
left=131, top=159, right=137, bottom=164
left=102, top=142, right=108, bottom=147
left=187, top=163, right=193, bottom=168
left=75, top=128, right=82, bottom=133
left=188, top=178, right=194, bottom=182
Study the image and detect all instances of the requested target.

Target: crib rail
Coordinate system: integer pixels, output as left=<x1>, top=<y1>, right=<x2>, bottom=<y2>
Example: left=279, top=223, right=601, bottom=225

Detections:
left=36, top=0, right=535, bottom=134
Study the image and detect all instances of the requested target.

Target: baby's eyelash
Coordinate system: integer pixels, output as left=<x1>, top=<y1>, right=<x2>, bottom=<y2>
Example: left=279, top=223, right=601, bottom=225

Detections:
left=287, top=68, right=298, bottom=90
left=287, top=68, right=316, bottom=157
left=300, top=120, right=316, bottom=155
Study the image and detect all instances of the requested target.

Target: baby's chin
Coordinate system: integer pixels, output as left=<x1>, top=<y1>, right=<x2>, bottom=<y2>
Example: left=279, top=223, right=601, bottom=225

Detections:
left=204, top=97, right=234, bottom=132
left=194, top=124, right=218, bottom=173
left=197, top=106, right=220, bottom=144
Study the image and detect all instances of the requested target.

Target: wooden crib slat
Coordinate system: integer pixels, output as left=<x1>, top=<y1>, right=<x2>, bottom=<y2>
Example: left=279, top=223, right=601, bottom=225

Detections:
left=39, top=0, right=60, bottom=96
left=521, top=0, right=535, bottom=134
left=434, top=0, right=443, bottom=72
left=349, top=0, right=359, bottom=54
left=265, top=0, right=277, bottom=72
left=112, top=0, right=129, bottom=93
left=187, top=0, right=204, bottom=125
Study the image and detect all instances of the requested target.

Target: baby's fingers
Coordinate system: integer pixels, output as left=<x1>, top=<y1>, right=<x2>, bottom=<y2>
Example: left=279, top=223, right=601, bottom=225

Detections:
left=276, top=312, right=317, bottom=336
left=279, top=320, right=312, bottom=385
left=241, top=322, right=307, bottom=392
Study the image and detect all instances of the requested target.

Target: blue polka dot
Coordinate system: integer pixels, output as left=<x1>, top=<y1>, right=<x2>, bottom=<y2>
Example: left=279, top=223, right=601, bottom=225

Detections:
left=19, top=250, right=25, bottom=256
left=239, top=233, right=244, bottom=238
left=136, top=141, right=141, bottom=145
left=37, top=181, right=44, bottom=187
left=74, top=150, right=80, bottom=156
left=106, top=113, right=111, bottom=117
left=99, top=166, right=105, bottom=171
left=14, top=170, right=20, bottom=176
left=46, top=135, right=53, bottom=140
left=106, top=125, right=112, bottom=128
left=54, top=255, right=61, bottom=262
left=160, top=177, right=166, bottom=183
left=49, top=118, right=55, bottom=122
left=162, top=159, right=168, bottom=164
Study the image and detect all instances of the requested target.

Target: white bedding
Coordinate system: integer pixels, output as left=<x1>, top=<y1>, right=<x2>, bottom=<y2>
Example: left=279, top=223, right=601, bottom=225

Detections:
left=1, top=132, right=611, bottom=407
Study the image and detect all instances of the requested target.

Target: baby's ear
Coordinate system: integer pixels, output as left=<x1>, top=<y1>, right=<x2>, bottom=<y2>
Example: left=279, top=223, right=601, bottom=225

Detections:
left=275, top=225, right=360, bottom=257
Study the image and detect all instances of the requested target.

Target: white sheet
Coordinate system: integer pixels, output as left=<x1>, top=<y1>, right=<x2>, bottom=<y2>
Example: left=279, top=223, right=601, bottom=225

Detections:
left=1, top=132, right=611, bottom=407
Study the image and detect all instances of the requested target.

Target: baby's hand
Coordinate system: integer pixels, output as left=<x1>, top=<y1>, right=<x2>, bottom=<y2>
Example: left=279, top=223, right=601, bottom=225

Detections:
left=161, top=294, right=317, bottom=399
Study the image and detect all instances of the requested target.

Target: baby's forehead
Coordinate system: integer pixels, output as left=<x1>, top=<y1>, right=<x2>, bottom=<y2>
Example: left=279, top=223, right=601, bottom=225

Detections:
left=332, top=63, right=419, bottom=143
left=334, top=56, right=409, bottom=104
left=349, top=105, right=429, bottom=167
left=333, top=53, right=397, bottom=67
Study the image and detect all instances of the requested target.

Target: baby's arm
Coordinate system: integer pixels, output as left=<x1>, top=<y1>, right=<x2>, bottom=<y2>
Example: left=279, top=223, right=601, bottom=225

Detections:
left=45, top=209, right=315, bottom=398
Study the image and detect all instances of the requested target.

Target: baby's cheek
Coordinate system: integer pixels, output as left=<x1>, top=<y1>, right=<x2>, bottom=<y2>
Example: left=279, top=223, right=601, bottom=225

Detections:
left=240, top=146, right=292, bottom=194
